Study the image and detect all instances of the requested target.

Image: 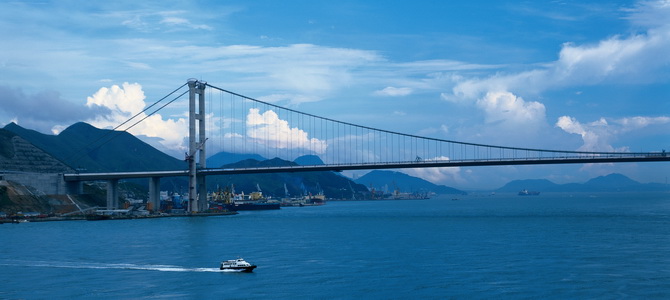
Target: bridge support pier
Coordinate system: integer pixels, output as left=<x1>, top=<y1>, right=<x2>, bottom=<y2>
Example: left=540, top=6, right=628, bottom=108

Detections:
left=148, top=177, right=160, bottom=212
left=106, top=179, right=119, bottom=209
left=187, top=78, right=207, bottom=213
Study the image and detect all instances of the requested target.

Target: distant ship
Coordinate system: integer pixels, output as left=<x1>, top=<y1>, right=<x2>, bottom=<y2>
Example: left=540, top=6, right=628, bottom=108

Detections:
left=518, top=189, right=540, bottom=196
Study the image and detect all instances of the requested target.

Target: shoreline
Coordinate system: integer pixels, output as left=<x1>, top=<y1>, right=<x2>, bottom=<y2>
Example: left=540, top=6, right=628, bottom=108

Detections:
left=0, top=211, right=238, bottom=223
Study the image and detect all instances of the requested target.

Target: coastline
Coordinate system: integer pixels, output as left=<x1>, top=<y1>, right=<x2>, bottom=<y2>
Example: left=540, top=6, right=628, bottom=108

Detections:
left=0, top=211, right=238, bottom=223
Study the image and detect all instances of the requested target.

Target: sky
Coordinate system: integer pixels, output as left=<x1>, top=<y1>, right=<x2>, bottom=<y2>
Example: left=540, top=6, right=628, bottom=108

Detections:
left=0, top=0, right=669, bottom=189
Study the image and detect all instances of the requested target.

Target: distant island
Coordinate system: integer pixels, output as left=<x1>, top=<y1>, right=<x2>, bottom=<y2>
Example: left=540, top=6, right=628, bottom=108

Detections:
left=355, top=170, right=465, bottom=196
left=496, top=173, right=669, bottom=193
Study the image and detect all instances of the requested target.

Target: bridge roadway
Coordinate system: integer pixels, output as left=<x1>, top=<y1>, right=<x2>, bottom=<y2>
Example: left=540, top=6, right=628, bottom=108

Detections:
left=63, top=154, right=669, bottom=181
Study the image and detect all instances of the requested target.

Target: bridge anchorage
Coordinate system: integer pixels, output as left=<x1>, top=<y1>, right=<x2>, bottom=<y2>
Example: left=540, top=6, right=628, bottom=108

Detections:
left=62, top=79, right=670, bottom=212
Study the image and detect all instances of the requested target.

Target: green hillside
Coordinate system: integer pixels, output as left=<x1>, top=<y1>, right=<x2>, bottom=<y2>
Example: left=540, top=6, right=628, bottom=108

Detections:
left=5, top=122, right=186, bottom=172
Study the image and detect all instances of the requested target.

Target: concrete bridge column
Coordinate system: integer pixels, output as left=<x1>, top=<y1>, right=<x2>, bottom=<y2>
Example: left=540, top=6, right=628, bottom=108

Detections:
left=148, top=177, right=161, bottom=212
left=107, top=179, right=119, bottom=209
left=187, top=78, right=206, bottom=213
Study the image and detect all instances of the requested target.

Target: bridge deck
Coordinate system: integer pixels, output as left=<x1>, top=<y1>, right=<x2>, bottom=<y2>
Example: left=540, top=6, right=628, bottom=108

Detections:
left=63, top=154, right=669, bottom=181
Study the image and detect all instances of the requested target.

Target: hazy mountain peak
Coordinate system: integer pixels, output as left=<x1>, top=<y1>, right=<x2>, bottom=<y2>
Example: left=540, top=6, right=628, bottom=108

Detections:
left=294, top=155, right=324, bottom=165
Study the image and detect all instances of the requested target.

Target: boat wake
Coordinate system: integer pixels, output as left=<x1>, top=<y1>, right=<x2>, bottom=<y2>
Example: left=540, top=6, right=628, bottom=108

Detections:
left=1, top=260, right=230, bottom=273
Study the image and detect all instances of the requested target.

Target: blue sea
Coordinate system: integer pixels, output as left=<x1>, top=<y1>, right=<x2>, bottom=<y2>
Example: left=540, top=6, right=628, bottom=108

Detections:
left=2, top=192, right=670, bottom=299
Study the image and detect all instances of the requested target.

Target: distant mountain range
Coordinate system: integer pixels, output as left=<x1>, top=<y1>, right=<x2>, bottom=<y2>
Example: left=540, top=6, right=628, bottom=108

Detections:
left=496, top=173, right=669, bottom=193
left=294, top=155, right=325, bottom=166
left=206, top=158, right=368, bottom=199
left=207, top=152, right=266, bottom=168
left=356, top=170, right=465, bottom=195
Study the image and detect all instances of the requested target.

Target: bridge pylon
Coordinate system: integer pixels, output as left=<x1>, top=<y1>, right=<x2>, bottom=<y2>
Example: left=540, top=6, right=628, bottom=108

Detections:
left=187, top=79, right=207, bottom=213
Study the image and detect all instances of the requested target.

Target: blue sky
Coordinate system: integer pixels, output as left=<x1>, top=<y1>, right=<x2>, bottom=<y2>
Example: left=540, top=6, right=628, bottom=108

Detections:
left=0, top=0, right=669, bottom=189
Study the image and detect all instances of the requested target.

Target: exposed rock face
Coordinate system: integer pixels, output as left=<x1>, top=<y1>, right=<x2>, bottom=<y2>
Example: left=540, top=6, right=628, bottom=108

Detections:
left=0, top=129, right=82, bottom=214
left=0, top=129, right=73, bottom=173
left=0, top=179, right=101, bottom=215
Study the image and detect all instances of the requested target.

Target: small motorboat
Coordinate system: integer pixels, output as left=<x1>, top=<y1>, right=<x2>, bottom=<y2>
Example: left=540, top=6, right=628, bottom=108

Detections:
left=220, top=258, right=257, bottom=272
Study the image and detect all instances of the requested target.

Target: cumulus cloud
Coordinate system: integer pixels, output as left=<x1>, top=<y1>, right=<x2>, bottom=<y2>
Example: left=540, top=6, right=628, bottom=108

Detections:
left=246, top=108, right=328, bottom=154
left=439, top=1, right=670, bottom=151
left=476, top=91, right=546, bottom=126
left=451, top=1, right=670, bottom=101
left=556, top=115, right=670, bottom=152
left=85, top=82, right=188, bottom=152
left=373, top=86, right=413, bottom=97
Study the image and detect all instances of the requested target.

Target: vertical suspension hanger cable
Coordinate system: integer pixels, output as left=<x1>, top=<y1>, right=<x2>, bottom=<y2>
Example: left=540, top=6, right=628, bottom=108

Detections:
left=232, top=93, right=236, bottom=155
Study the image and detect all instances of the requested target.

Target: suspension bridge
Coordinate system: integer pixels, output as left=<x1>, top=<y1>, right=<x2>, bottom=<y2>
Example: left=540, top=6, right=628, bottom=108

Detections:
left=62, top=79, right=670, bottom=211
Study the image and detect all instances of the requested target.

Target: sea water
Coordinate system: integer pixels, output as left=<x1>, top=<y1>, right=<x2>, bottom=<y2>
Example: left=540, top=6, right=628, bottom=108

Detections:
left=1, top=192, right=670, bottom=299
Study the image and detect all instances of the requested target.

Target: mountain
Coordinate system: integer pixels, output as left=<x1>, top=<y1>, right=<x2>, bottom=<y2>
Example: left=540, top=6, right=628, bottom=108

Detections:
left=2, top=122, right=368, bottom=198
left=207, top=151, right=266, bottom=168
left=4, top=122, right=186, bottom=172
left=496, top=173, right=669, bottom=193
left=294, top=155, right=324, bottom=165
left=0, top=128, right=73, bottom=173
left=355, top=170, right=465, bottom=195
left=206, top=157, right=368, bottom=199
left=495, top=179, right=559, bottom=193
left=585, top=173, right=639, bottom=190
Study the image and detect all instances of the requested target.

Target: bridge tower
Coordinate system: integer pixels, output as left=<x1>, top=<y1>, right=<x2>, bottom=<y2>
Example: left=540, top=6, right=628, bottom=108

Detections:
left=187, top=79, right=207, bottom=213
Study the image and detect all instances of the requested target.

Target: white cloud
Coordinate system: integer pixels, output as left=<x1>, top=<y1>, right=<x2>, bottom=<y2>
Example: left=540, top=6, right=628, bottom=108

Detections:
left=555, top=116, right=613, bottom=152
left=373, top=86, right=413, bottom=97
left=625, top=0, right=670, bottom=29
left=476, top=91, right=546, bottom=126
left=160, top=16, right=213, bottom=30
left=401, top=156, right=465, bottom=185
left=555, top=115, right=670, bottom=152
left=616, top=115, right=670, bottom=131
left=119, top=10, right=214, bottom=32
left=85, top=83, right=188, bottom=152
left=246, top=108, right=328, bottom=154
left=450, top=1, right=670, bottom=101
left=440, top=124, right=449, bottom=135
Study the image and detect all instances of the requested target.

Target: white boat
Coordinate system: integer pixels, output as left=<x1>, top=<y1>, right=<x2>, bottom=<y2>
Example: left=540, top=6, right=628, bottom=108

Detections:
left=220, top=258, right=257, bottom=272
